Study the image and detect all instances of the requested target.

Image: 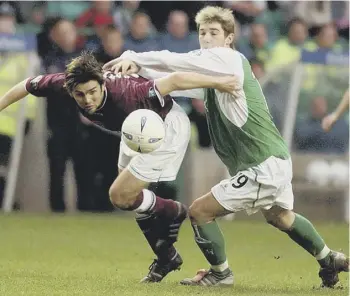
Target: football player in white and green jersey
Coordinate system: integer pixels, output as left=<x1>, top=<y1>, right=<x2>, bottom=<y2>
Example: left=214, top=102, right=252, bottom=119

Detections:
left=104, top=6, right=349, bottom=288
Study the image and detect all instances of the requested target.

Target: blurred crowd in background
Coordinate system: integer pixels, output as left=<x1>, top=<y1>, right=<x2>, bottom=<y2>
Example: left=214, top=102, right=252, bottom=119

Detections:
left=0, top=1, right=348, bottom=214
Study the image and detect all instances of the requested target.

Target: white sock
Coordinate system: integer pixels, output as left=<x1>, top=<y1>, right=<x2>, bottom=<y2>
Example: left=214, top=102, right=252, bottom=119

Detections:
left=315, top=245, right=331, bottom=260
left=211, top=260, right=229, bottom=272
left=134, top=189, right=156, bottom=213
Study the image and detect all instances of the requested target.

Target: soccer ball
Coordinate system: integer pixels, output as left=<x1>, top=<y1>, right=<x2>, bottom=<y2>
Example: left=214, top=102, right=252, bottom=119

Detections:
left=121, top=109, right=165, bottom=153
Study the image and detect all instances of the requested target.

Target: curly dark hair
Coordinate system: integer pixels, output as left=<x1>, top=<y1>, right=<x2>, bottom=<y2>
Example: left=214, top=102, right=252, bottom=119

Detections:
left=64, top=51, right=104, bottom=94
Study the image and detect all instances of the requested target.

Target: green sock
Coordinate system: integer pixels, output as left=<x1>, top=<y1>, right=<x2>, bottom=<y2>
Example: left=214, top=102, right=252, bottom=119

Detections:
left=284, top=214, right=331, bottom=266
left=192, top=220, right=227, bottom=266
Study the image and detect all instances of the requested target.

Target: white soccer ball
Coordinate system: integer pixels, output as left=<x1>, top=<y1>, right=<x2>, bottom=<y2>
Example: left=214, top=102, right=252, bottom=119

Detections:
left=121, top=109, right=165, bottom=153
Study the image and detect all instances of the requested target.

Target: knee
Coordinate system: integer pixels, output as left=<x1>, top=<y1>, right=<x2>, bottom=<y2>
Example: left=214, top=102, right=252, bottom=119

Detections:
left=189, top=199, right=213, bottom=224
left=108, top=183, right=140, bottom=210
left=265, top=215, right=281, bottom=229
left=264, top=209, right=295, bottom=231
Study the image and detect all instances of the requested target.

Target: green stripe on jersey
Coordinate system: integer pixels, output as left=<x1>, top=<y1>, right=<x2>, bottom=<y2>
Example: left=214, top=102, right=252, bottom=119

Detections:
left=204, top=53, right=290, bottom=176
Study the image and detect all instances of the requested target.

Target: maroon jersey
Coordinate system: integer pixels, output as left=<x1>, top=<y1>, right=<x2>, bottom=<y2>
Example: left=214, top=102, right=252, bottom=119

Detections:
left=25, top=72, right=173, bottom=132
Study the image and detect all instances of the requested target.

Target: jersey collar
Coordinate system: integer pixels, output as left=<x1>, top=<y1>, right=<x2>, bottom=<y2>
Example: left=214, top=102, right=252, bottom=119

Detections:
left=96, top=88, right=107, bottom=111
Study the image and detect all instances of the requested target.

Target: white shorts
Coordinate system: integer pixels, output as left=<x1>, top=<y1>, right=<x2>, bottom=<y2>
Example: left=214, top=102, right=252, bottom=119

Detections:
left=211, top=156, right=294, bottom=215
left=118, top=102, right=191, bottom=183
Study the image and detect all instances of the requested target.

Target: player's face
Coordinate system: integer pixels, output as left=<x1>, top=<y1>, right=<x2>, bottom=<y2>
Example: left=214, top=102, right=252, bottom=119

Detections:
left=72, top=80, right=105, bottom=114
left=198, top=22, right=233, bottom=49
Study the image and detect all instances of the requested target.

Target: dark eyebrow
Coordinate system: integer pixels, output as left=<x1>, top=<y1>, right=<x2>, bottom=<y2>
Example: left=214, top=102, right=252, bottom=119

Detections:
left=87, top=86, right=97, bottom=92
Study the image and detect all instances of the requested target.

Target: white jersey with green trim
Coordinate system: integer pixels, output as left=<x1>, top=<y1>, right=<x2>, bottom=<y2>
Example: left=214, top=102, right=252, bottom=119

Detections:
left=122, top=47, right=290, bottom=176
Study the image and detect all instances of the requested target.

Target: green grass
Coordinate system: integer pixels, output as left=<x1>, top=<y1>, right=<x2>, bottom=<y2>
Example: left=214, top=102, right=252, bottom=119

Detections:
left=0, top=213, right=348, bottom=296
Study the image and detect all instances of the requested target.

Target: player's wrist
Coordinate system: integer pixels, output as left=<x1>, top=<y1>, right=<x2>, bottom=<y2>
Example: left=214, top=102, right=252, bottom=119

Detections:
left=214, top=77, right=224, bottom=90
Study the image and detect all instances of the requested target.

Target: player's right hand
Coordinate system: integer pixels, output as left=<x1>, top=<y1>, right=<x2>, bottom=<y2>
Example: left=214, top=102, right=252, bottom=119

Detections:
left=216, top=76, right=242, bottom=98
left=104, top=59, right=140, bottom=75
left=322, top=112, right=338, bottom=132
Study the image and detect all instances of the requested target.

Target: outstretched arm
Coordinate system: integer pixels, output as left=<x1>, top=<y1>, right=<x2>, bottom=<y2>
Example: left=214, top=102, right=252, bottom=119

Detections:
left=0, top=80, right=29, bottom=112
left=0, top=73, right=68, bottom=113
left=322, top=89, right=349, bottom=132
left=332, top=89, right=349, bottom=119
left=138, top=68, right=206, bottom=100
left=155, top=72, right=240, bottom=98
left=104, top=48, right=241, bottom=77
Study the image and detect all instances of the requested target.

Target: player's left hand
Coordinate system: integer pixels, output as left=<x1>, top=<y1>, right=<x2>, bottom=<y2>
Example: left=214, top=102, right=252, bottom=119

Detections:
left=216, top=76, right=242, bottom=98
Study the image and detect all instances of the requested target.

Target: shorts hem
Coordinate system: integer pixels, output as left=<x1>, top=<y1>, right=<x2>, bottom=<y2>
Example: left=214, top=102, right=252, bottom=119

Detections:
left=128, top=165, right=176, bottom=183
left=118, top=164, right=126, bottom=170
left=210, top=186, right=235, bottom=213
left=272, top=201, right=294, bottom=211
left=246, top=201, right=294, bottom=216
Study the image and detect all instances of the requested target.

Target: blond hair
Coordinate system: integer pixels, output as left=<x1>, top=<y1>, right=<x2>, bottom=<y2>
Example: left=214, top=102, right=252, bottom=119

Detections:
left=195, top=6, right=235, bottom=35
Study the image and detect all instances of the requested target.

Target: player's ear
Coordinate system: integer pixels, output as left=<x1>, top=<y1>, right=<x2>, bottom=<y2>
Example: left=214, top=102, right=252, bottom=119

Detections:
left=225, top=33, right=234, bottom=47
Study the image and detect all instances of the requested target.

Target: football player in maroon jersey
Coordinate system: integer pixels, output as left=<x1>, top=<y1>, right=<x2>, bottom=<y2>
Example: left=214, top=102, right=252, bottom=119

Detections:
left=0, top=52, right=239, bottom=283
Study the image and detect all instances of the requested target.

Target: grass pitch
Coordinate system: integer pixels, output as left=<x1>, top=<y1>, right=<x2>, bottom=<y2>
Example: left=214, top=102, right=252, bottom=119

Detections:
left=0, top=213, right=348, bottom=296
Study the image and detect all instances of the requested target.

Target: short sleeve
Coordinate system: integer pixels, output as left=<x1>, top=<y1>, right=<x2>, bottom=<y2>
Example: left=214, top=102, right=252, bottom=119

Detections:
left=25, top=73, right=66, bottom=97
left=130, top=79, right=165, bottom=107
